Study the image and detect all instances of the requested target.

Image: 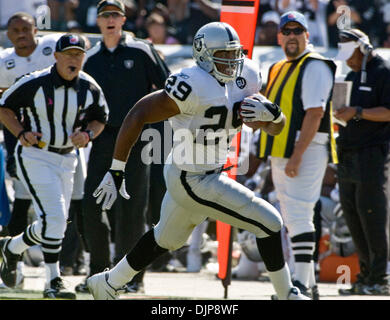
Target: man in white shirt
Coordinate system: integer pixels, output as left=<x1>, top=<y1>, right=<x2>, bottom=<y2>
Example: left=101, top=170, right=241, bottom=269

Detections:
left=0, top=0, right=47, bottom=28
left=258, top=11, right=337, bottom=299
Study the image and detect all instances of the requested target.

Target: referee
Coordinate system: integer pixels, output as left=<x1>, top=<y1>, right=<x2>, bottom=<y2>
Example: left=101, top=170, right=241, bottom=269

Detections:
left=0, top=34, right=108, bottom=299
left=0, top=12, right=61, bottom=287
left=78, top=0, right=170, bottom=294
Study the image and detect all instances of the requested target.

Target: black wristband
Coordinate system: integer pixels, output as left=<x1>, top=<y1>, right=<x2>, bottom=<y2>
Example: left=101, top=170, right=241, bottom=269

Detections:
left=109, top=169, right=124, bottom=190
left=353, top=106, right=363, bottom=121
left=84, top=129, right=94, bottom=141
left=16, top=129, right=27, bottom=139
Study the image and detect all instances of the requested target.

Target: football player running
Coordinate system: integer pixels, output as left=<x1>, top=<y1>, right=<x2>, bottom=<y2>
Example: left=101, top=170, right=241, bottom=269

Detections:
left=87, top=22, right=309, bottom=300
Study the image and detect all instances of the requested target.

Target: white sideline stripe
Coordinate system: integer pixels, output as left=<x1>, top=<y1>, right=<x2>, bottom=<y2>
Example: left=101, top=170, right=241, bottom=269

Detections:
left=221, top=6, right=255, bottom=14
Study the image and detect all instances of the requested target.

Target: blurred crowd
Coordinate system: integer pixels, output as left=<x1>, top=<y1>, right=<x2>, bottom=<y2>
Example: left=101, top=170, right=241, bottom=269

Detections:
left=1, top=0, right=390, bottom=48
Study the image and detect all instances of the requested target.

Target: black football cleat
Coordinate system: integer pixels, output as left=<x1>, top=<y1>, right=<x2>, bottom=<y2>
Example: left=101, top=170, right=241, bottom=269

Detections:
left=43, top=277, right=76, bottom=299
left=0, top=237, right=21, bottom=288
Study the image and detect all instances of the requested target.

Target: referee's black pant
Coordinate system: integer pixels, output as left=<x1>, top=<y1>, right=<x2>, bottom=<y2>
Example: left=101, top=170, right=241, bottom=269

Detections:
left=83, top=126, right=150, bottom=276
left=337, top=143, right=390, bottom=285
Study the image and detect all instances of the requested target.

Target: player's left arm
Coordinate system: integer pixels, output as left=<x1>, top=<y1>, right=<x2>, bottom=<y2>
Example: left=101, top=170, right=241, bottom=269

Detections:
left=257, top=115, right=286, bottom=136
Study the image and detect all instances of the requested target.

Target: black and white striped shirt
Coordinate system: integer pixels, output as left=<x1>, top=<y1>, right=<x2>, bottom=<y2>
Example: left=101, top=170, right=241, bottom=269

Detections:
left=0, top=64, right=109, bottom=149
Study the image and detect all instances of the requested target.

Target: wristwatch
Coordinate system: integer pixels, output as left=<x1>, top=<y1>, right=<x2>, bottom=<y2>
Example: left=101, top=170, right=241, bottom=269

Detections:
left=84, top=129, right=95, bottom=141
left=353, top=106, right=363, bottom=121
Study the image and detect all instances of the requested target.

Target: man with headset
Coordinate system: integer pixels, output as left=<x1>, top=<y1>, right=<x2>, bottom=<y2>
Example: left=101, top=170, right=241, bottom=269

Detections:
left=334, top=29, right=390, bottom=296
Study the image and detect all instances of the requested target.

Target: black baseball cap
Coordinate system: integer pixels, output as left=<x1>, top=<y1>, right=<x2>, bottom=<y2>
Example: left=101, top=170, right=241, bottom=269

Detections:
left=97, top=0, right=125, bottom=14
left=55, top=34, right=86, bottom=53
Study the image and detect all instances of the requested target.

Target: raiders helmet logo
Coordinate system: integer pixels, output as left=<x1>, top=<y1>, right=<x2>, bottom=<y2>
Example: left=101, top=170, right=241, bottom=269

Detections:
left=124, top=60, right=134, bottom=69
left=194, top=34, right=204, bottom=52
left=236, top=77, right=246, bottom=89
left=42, top=46, right=53, bottom=56
left=5, top=59, right=15, bottom=70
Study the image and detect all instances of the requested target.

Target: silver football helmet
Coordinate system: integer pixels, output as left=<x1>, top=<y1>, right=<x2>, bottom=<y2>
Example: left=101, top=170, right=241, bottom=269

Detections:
left=193, top=22, right=244, bottom=83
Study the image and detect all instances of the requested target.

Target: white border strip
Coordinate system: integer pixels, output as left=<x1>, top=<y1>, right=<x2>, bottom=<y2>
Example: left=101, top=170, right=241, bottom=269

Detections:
left=221, top=5, right=255, bottom=14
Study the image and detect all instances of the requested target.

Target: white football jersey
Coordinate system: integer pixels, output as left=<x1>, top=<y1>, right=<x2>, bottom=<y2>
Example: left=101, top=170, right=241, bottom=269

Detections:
left=165, top=58, right=262, bottom=172
left=0, top=33, right=61, bottom=88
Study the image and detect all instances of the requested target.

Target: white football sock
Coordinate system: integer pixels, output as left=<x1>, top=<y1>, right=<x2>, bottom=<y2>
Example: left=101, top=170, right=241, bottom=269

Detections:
left=291, top=239, right=315, bottom=288
left=17, top=261, right=24, bottom=273
left=267, top=263, right=293, bottom=300
left=107, top=256, right=138, bottom=289
left=308, top=260, right=316, bottom=288
left=189, top=220, right=209, bottom=251
left=45, top=262, right=60, bottom=287
left=8, top=234, right=30, bottom=255
left=294, top=262, right=312, bottom=287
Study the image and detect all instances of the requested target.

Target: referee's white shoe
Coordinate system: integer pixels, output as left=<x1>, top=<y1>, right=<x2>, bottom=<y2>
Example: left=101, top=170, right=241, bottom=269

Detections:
left=287, top=287, right=311, bottom=300
left=87, top=269, right=120, bottom=300
left=272, top=287, right=311, bottom=300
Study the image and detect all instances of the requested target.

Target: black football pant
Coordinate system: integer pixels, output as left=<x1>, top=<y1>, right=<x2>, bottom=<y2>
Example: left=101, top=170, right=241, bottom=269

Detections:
left=337, top=144, right=390, bottom=285
left=83, top=127, right=149, bottom=276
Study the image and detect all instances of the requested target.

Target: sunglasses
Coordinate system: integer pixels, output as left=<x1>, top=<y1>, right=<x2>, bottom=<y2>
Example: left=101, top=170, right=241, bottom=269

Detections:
left=281, top=27, right=305, bottom=36
left=98, top=11, right=124, bottom=19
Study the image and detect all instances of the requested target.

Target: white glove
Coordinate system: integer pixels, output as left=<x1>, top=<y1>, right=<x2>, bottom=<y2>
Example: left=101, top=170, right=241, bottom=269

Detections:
left=240, top=94, right=283, bottom=123
left=93, top=170, right=130, bottom=210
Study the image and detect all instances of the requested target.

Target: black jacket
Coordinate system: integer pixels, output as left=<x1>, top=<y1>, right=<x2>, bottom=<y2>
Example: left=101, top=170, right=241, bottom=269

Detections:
left=337, top=55, right=390, bottom=149
left=83, top=33, right=170, bottom=128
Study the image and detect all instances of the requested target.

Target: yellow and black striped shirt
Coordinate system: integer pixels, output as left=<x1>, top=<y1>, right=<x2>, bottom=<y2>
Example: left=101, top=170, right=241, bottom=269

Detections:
left=259, top=52, right=338, bottom=163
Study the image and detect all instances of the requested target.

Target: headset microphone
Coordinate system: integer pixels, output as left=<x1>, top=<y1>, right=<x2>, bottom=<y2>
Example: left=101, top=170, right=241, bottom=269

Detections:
left=339, top=30, right=373, bottom=84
